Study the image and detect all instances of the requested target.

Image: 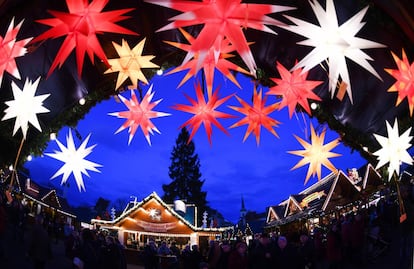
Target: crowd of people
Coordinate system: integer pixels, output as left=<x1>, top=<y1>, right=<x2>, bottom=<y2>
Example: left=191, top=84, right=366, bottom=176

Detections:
left=0, top=183, right=412, bottom=269
left=137, top=185, right=413, bottom=269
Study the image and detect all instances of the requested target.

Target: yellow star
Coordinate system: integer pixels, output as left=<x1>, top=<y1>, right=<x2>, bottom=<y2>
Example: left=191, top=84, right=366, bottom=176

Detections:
left=288, top=124, right=341, bottom=185
left=105, top=38, right=159, bottom=91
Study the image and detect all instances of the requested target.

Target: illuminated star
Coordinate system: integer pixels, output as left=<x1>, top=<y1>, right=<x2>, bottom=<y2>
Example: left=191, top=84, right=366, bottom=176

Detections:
left=228, top=85, right=281, bottom=145
left=165, top=28, right=251, bottom=98
left=288, top=123, right=341, bottom=185
left=109, top=85, right=170, bottom=145
left=105, top=38, right=159, bottom=91
left=45, top=129, right=102, bottom=192
left=31, top=0, right=136, bottom=77
left=172, top=82, right=235, bottom=144
left=373, top=119, right=413, bottom=181
left=145, top=0, right=294, bottom=76
left=2, top=77, right=50, bottom=139
left=0, top=17, right=32, bottom=86
left=267, top=61, right=322, bottom=118
left=385, top=49, right=414, bottom=116
left=283, top=0, right=385, bottom=103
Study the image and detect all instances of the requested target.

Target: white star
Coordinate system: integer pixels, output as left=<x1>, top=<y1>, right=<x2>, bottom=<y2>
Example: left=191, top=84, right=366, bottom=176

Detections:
left=45, top=130, right=102, bottom=192
left=373, top=119, right=413, bottom=180
left=283, top=0, right=385, bottom=103
left=2, top=77, right=50, bottom=139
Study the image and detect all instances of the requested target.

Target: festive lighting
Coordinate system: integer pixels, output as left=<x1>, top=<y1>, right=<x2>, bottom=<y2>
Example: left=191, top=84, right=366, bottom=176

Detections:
left=105, top=38, right=159, bottom=91
left=45, top=129, right=102, bottom=192
left=2, top=77, right=50, bottom=139
left=283, top=0, right=385, bottom=103
left=373, top=119, right=413, bottom=181
left=31, top=0, right=137, bottom=77
left=385, top=49, right=414, bottom=116
left=108, top=85, right=170, bottom=145
left=164, top=28, right=250, bottom=98
left=288, top=123, right=341, bottom=184
left=267, top=61, right=322, bottom=118
left=172, top=82, right=235, bottom=144
left=145, top=0, right=295, bottom=76
left=229, top=85, right=281, bottom=145
left=0, top=17, right=32, bottom=86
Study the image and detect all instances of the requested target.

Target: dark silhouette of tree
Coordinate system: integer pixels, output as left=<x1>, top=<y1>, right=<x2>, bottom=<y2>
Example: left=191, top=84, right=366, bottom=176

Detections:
left=162, top=127, right=209, bottom=226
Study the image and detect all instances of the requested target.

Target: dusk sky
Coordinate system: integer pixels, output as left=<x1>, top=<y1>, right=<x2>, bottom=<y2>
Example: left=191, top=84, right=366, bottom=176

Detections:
left=24, top=70, right=367, bottom=223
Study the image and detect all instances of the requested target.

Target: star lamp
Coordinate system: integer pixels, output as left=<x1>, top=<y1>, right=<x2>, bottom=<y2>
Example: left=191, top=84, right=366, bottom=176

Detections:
left=108, top=85, right=171, bottom=145
left=105, top=38, right=159, bottom=91
left=0, top=17, right=32, bottom=86
left=283, top=0, right=385, bottom=103
left=45, top=129, right=102, bottom=192
left=172, top=81, right=236, bottom=144
left=385, top=49, right=414, bottom=116
left=2, top=77, right=50, bottom=139
left=31, top=0, right=137, bottom=77
left=373, top=119, right=413, bottom=181
left=288, top=123, right=341, bottom=185
left=144, top=0, right=295, bottom=76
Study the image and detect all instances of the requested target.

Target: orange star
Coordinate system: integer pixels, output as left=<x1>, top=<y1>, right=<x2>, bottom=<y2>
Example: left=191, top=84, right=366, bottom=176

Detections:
left=288, top=123, right=341, bottom=185
left=385, top=49, right=414, bottom=116
left=173, top=82, right=235, bottom=144
left=229, top=85, right=281, bottom=145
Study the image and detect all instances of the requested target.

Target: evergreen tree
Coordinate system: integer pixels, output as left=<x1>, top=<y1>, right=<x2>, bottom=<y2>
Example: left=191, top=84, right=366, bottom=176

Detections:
left=162, top=127, right=209, bottom=226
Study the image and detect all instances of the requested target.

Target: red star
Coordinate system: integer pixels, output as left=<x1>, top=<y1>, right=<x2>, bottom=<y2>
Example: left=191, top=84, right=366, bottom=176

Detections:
left=229, top=85, right=281, bottom=145
left=173, top=82, right=235, bottom=144
left=31, top=0, right=137, bottom=77
left=267, top=61, right=322, bottom=118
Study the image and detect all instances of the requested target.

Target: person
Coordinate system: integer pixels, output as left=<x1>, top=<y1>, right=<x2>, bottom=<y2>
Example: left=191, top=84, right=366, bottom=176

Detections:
left=181, top=244, right=193, bottom=269
left=28, top=215, right=52, bottom=269
left=76, top=228, right=100, bottom=269
left=207, top=240, right=221, bottom=269
left=0, top=194, right=7, bottom=258
left=298, top=232, right=315, bottom=269
left=273, top=235, right=298, bottom=269
left=249, top=232, right=276, bottom=269
left=399, top=183, right=414, bottom=268
left=228, top=241, right=249, bottom=269
left=142, top=239, right=158, bottom=269
left=101, top=235, right=122, bottom=269
left=216, top=240, right=232, bottom=269
left=326, top=221, right=342, bottom=269
left=189, top=244, right=204, bottom=269
left=115, top=237, right=127, bottom=269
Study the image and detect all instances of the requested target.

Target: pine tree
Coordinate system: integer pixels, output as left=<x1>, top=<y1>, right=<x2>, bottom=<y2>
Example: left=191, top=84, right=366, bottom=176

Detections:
left=162, top=127, right=209, bottom=225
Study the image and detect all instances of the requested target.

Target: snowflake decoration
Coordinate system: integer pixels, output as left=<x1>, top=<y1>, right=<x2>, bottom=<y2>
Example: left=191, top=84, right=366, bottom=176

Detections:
left=0, top=17, right=32, bottom=86
left=31, top=0, right=136, bottom=77
left=165, top=28, right=250, bottom=98
left=373, top=119, right=413, bottom=181
left=173, top=82, right=235, bottom=144
left=283, top=0, right=385, bottom=103
left=45, top=129, right=102, bottom=192
left=385, top=49, right=414, bottom=116
left=267, top=61, right=322, bottom=118
left=288, top=123, right=341, bottom=185
left=2, top=77, right=50, bottom=139
left=228, top=85, right=281, bottom=145
left=145, top=0, right=294, bottom=75
left=105, top=38, right=159, bottom=91
left=108, top=85, right=170, bottom=145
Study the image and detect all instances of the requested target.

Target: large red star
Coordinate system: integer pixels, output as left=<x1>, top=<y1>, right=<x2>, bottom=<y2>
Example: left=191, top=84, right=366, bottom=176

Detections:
left=173, top=82, right=235, bottom=144
left=229, top=85, right=281, bottom=145
left=31, top=0, right=137, bottom=77
left=145, top=0, right=294, bottom=76
left=267, top=61, right=322, bottom=118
